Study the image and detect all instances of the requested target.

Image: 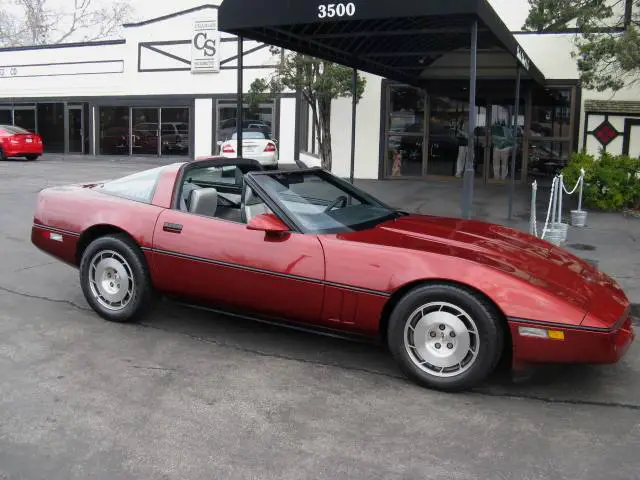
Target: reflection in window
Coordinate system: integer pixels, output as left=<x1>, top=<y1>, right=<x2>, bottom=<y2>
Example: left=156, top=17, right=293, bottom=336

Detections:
left=37, top=103, right=65, bottom=153
left=99, top=106, right=130, bottom=155
left=528, top=141, right=571, bottom=179
left=388, top=86, right=425, bottom=133
left=530, top=89, right=572, bottom=138
left=98, top=166, right=166, bottom=203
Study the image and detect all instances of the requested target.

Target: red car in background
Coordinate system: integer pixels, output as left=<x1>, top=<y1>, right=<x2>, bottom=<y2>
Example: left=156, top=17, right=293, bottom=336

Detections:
left=0, top=125, right=43, bottom=161
left=30, top=158, right=635, bottom=392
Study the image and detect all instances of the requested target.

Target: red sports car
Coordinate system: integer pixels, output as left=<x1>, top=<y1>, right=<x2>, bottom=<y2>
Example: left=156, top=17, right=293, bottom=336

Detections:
left=0, top=125, right=43, bottom=160
left=31, top=158, right=635, bottom=391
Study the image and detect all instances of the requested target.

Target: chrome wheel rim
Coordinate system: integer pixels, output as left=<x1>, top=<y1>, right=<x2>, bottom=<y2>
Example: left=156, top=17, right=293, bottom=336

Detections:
left=88, top=250, right=135, bottom=311
left=404, top=302, right=480, bottom=378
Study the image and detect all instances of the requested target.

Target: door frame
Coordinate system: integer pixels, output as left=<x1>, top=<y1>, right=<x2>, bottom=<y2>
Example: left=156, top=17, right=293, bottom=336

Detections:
left=66, top=104, right=85, bottom=154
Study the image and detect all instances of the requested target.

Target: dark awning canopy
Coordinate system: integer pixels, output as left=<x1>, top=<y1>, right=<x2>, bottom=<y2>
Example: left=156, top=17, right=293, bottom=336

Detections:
left=218, top=0, right=546, bottom=87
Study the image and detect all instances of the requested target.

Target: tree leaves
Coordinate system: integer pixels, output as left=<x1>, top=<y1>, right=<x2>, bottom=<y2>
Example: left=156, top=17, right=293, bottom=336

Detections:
left=523, top=0, right=639, bottom=91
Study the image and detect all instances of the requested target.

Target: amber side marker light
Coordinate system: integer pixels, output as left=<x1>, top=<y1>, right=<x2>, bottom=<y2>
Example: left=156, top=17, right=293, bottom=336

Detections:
left=518, top=326, right=565, bottom=341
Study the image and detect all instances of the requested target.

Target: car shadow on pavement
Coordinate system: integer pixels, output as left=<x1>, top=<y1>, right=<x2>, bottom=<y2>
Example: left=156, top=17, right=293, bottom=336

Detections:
left=133, top=298, right=639, bottom=407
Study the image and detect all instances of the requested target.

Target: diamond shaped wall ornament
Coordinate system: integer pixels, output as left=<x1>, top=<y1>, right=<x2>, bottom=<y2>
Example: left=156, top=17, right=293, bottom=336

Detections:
left=593, top=120, right=619, bottom=146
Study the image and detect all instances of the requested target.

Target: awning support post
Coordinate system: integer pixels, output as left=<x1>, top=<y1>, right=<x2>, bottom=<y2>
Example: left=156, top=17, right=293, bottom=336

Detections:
left=349, top=68, right=357, bottom=184
left=236, top=36, right=244, bottom=158
left=508, top=66, right=521, bottom=220
left=461, top=20, right=478, bottom=219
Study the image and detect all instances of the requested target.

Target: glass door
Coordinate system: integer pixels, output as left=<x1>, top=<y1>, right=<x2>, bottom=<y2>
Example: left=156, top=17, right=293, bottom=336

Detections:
left=68, top=106, right=84, bottom=154
left=484, top=103, right=525, bottom=183
left=131, top=107, right=159, bottom=155
left=160, top=107, right=190, bottom=156
left=385, top=85, right=426, bottom=177
left=13, top=106, right=37, bottom=132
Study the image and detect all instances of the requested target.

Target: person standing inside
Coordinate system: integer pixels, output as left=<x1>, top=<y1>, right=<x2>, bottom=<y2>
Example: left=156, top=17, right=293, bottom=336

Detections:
left=491, top=124, right=514, bottom=180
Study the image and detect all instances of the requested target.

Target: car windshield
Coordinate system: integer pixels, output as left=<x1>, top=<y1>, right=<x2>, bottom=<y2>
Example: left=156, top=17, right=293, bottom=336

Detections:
left=251, top=170, right=399, bottom=234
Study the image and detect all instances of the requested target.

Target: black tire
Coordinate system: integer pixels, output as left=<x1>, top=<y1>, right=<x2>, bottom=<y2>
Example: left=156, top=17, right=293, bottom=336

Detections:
left=79, top=234, right=158, bottom=323
left=387, top=284, right=504, bottom=392
left=25, top=155, right=39, bottom=161
left=0, top=147, right=6, bottom=161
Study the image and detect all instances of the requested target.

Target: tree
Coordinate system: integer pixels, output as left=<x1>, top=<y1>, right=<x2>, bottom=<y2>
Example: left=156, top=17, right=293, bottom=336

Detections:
left=523, top=0, right=640, bottom=91
left=0, top=0, right=133, bottom=47
left=248, top=49, right=366, bottom=171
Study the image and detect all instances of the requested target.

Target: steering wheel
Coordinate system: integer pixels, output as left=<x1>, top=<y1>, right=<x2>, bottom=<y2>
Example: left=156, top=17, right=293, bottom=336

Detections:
left=324, top=195, right=348, bottom=212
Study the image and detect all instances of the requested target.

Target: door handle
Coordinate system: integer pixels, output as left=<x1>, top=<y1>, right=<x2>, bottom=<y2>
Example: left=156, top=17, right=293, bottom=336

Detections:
left=163, top=222, right=183, bottom=233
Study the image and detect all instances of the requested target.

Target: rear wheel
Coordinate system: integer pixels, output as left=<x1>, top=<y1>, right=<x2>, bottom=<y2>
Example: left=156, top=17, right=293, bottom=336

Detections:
left=25, top=155, right=39, bottom=161
left=0, top=148, right=6, bottom=161
left=387, top=284, right=504, bottom=392
left=79, top=234, right=158, bottom=323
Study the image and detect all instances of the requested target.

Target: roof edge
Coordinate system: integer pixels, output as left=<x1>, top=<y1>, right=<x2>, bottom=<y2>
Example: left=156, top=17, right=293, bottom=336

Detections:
left=123, top=4, right=219, bottom=28
left=0, top=39, right=125, bottom=53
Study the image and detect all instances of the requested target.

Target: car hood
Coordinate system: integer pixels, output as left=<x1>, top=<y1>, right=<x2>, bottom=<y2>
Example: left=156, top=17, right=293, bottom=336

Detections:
left=340, top=214, right=628, bottom=326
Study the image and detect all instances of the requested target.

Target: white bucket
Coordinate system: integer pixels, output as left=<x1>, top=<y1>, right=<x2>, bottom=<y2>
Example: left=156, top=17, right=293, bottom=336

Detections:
left=545, top=224, right=566, bottom=246
left=571, top=210, right=588, bottom=228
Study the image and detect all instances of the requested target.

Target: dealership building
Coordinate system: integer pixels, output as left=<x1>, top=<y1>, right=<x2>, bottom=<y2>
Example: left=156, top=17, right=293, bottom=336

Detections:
left=1, top=1, right=639, bottom=184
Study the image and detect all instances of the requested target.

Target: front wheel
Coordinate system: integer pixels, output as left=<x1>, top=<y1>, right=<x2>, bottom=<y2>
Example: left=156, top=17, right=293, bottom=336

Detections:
left=79, top=234, right=158, bottom=323
left=387, top=284, right=504, bottom=392
left=25, top=155, right=39, bottom=161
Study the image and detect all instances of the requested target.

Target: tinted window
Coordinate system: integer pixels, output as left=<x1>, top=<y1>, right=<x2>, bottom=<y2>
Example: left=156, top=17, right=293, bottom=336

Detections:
left=98, top=166, right=166, bottom=203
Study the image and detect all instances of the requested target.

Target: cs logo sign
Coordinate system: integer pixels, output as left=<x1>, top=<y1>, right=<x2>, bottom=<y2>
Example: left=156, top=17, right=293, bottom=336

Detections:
left=193, top=32, right=216, bottom=57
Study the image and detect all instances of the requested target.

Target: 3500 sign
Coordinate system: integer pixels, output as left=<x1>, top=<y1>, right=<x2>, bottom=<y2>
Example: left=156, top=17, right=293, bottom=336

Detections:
left=318, top=3, right=356, bottom=18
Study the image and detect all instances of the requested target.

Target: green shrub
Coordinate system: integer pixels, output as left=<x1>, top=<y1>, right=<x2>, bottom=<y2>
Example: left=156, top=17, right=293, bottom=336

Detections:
left=562, top=150, right=640, bottom=211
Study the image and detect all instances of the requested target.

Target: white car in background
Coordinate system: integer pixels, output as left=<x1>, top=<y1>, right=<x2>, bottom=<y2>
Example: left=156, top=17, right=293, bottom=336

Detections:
left=219, top=130, right=278, bottom=168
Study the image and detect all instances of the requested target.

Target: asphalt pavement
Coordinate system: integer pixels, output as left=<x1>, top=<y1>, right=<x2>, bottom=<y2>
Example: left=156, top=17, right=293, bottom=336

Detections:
left=0, top=155, right=639, bottom=480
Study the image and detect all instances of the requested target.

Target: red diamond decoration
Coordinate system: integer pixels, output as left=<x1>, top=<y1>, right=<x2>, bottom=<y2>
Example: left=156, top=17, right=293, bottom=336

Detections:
left=593, top=120, right=619, bottom=146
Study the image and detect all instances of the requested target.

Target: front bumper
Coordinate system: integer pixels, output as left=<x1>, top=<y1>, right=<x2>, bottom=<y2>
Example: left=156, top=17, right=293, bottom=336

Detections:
left=509, top=316, right=635, bottom=365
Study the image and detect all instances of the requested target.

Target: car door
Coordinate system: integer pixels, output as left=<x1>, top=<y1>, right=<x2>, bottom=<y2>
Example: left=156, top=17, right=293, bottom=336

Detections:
left=150, top=181, right=326, bottom=324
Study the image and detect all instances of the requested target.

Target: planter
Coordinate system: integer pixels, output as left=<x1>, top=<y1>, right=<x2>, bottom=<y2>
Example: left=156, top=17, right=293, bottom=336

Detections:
left=570, top=209, right=588, bottom=227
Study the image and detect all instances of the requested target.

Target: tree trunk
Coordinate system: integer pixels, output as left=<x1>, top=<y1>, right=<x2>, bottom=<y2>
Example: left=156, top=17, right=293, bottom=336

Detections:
left=317, top=96, right=332, bottom=171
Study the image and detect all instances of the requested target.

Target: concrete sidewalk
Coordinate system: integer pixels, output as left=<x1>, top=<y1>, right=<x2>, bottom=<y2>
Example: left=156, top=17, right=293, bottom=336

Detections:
left=355, top=178, right=640, bottom=314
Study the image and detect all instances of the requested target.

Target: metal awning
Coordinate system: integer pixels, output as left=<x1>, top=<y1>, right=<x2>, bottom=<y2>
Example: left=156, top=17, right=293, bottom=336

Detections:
left=219, top=0, right=543, bottom=219
left=218, top=0, right=546, bottom=87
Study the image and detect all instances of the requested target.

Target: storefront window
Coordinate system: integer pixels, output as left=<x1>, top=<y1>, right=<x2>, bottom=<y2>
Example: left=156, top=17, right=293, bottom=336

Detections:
left=216, top=101, right=274, bottom=151
left=385, top=85, right=425, bottom=177
left=0, top=108, right=11, bottom=124
left=527, top=140, right=572, bottom=179
left=13, top=106, right=36, bottom=132
left=528, top=87, right=575, bottom=179
left=36, top=103, right=65, bottom=153
left=160, top=107, right=189, bottom=156
left=99, top=106, right=130, bottom=155
left=428, top=96, right=470, bottom=177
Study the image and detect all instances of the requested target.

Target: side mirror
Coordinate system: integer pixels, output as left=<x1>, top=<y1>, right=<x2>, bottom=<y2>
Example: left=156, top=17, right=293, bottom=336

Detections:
left=216, top=140, right=223, bottom=146
left=247, top=213, right=289, bottom=234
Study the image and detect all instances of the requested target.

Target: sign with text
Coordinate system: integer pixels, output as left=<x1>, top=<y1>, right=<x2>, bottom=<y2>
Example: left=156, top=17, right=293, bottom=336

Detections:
left=191, top=18, right=220, bottom=74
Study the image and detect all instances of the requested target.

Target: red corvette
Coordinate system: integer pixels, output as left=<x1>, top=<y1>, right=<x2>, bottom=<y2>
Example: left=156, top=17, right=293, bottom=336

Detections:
left=0, top=125, right=43, bottom=161
left=31, top=158, right=635, bottom=391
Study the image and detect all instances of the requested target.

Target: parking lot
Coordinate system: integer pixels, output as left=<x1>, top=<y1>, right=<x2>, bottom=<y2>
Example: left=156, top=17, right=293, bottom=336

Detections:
left=0, top=155, right=639, bottom=480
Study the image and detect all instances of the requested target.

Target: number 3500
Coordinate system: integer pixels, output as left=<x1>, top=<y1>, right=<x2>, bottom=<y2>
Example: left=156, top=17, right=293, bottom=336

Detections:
left=318, top=3, right=356, bottom=19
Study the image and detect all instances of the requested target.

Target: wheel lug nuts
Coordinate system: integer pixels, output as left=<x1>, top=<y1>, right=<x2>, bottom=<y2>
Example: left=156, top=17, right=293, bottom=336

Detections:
left=450, top=331, right=456, bottom=338
left=430, top=331, right=437, bottom=338
left=447, top=343, right=454, bottom=349
left=439, top=324, right=446, bottom=331
left=435, top=343, right=441, bottom=349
